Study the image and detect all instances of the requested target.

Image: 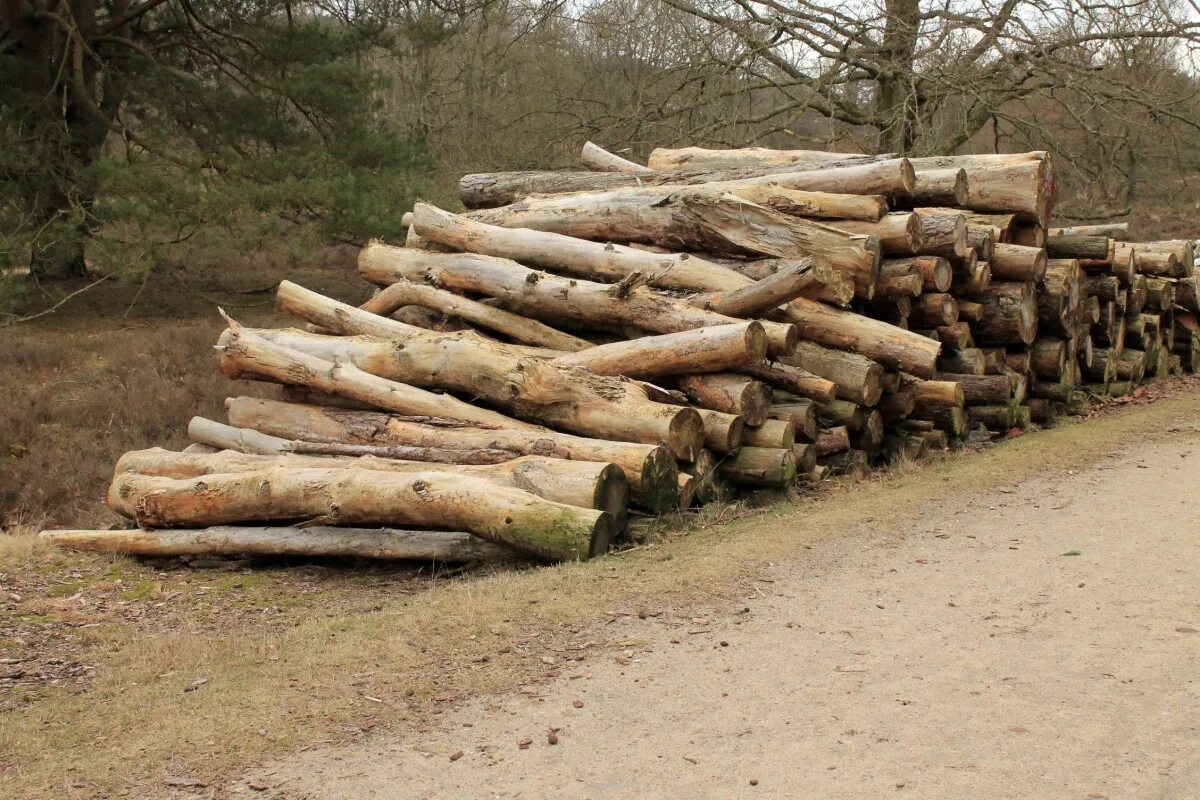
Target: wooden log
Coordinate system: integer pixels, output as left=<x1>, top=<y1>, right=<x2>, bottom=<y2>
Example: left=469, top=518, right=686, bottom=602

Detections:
left=580, top=141, right=653, bottom=173
left=224, top=397, right=681, bottom=514
left=1050, top=223, right=1129, bottom=240
left=828, top=213, right=923, bottom=255
left=1046, top=235, right=1110, bottom=260
left=935, top=373, right=1011, bottom=404
left=853, top=409, right=886, bottom=453
left=40, top=527, right=514, bottom=562
left=925, top=322, right=974, bottom=349
left=822, top=448, right=873, bottom=472
left=116, top=448, right=629, bottom=530
left=1144, top=278, right=1176, bottom=311
left=646, top=146, right=885, bottom=172
left=911, top=293, right=959, bottom=327
left=717, top=446, right=798, bottom=487
left=955, top=261, right=991, bottom=294
left=967, top=404, right=1019, bottom=431
left=1173, top=276, right=1200, bottom=313
left=1117, top=349, right=1147, bottom=381
left=956, top=300, right=984, bottom=323
left=793, top=443, right=818, bottom=474
left=910, top=405, right=968, bottom=439
left=742, top=418, right=796, bottom=449
left=814, top=398, right=864, bottom=431
left=912, top=380, right=965, bottom=411
left=877, top=386, right=916, bottom=422
left=964, top=282, right=1037, bottom=345
left=874, top=266, right=925, bottom=299
left=1011, top=222, right=1046, bottom=248
left=770, top=400, right=818, bottom=441
left=680, top=449, right=724, bottom=505
left=358, top=245, right=799, bottom=357
left=676, top=374, right=771, bottom=426
left=1086, top=274, right=1121, bottom=303
left=915, top=214, right=970, bottom=258
left=362, top=280, right=590, bottom=352
left=108, top=468, right=616, bottom=562
left=187, top=417, right=523, bottom=466
left=741, top=361, right=837, bottom=403
left=553, top=323, right=766, bottom=378
left=907, top=153, right=1055, bottom=224
left=724, top=186, right=889, bottom=221
left=1029, top=337, right=1068, bottom=379
left=692, top=409, right=745, bottom=454
left=937, top=347, right=986, bottom=375
left=783, top=339, right=885, bottom=405
left=779, top=298, right=941, bottom=377
left=691, top=258, right=825, bottom=317
left=907, top=168, right=970, bottom=206
left=243, top=309, right=704, bottom=460
left=989, top=243, right=1047, bottom=282
left=882, top=256, right=952, bottom=292
left=964, top=225, right=996, bottom=262
left=814, top=426, right=851, bottom=456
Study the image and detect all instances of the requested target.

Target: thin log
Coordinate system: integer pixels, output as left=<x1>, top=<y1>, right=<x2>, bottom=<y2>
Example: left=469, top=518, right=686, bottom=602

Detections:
left=778, top=298, right=941, bottom=377
left=552, top=323, right=767, bottom=378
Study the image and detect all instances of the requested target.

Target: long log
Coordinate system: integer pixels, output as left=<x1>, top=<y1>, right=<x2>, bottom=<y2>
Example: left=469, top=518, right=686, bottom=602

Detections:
left=362, top=280, right=590, bottom=351
left=224, top=397, right=681, bottom=514
left=778, top=298, right=941, bottom=378
left=933, top=373, right=1012, bottom=404
left=989, top=243, right=1047, bottom=282
left=692, top=258, right=821, bottom=316
left=551, top=323, right=766, bottom=378
left=740, top=361, right=837, bottom=404
left=357, top=245, right=799, bottom=356
left=115, top=448, right=630, bottom=530
left=828, top=213, right=922, bottom=255
left=906, top=168, right=970, bottom=206
left=580, top=141, right=653, bottom=173
left=1046, top=235, right=1110, bottom=261
left=782, top=339, right=885, bottom=405
left=770, top=401, right=818, bottom=441
left=40, top=527, right=514, bottom=562
left=458, top=159, right=916, bottom=208
left=107, top=468, right=615, bottom=562
left=906, top=153, right=1055, bottom=224
left=646, top=146, right=884, bottom=172
left=1050, top=223, right=1129, bottom=240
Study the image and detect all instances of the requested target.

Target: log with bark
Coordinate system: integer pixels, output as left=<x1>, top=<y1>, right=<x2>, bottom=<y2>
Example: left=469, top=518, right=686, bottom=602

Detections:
left=782, top=340, right=885, bottom=405
left=990, top=243, right=1048, bottom=282
left=552, top=323, right=767, bottom=378
left=770, top=400, right=818, bottom=441
left=964, top=282, right=1038, bottom=345
left=717, top=446, right=798, bottom=487
left=935, top=373, right=1013, bottom=404
left=224, top=397, right=682, bottom=514
left=1049, top=223, right=1129, bottom=240
left=675, top=373, right=771, bottom=426
left=645, top=146, right=888, bottom=172
left=580, top=141, right=654, bottom=173
left=107, top=468, right=617, bottom=562
left=779, top=298, right=941, bottom=378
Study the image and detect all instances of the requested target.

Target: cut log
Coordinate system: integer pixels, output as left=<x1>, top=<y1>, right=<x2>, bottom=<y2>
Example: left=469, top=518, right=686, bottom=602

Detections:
left=783, top=340, right=884, bottom=405
left=107, top=468, right=615, bottom=562
left=742, top=418, right=795, bottom=449
left=693, top=258, right=821, bottom=316
left=877, top=386, right=916, bottom=422
left=1029, top=337, right=1068, bottom=379
left=740, top=361, right=837, bottom=403
left=874, top=268, right=925, bottom=299
left=116, top=448, right=630, bottom=531
left=990, top=243, right=1048, bottom=282
left=224, top=397, right=680, bottom=514
left=882, top=256, right=952, bottom=292
left=910, top=405, right=968, bottom=439
left=709, top=256, right=857, bottom=306
left=717, top=446, right=798, bottom=487
left=358, top=245, right=798, bottom=356
left=675, top=374, right=771, bottom=426
left=769, top=401, right=818, bottom=441
left=912, top=380, right=964, bottom=412
left=580, top=141, right=653, bottom=173
left=1046, top=235, right=1110, bottom=261
left=680, top=449, right=724, bottom=505
left=779, top=298, right=941, bottom=377
left=793, top=443, right=818, bottom=474
left=907, top=153, right=1055, bottom=224
left=964, top=282, right=1038, bottom=345
left=935, top=373, right=1011, bottom=404
left=814, top=398, right=865, bottom=431
left=646, top=146, right=884, bottom=172
left=40, top=527, right=514, bottom=562
left=552, top=323, right=767, bottom=378
left=828, top=213, right=922, bottom=255
left=1050, top=223, right=1129, bottom=240
left=362, top=280, right=590, bottom=352
left=911, top=293, right=959, bottom=327
left=915, top=214, right=970, bottom=259
left=814, top=426, right=851, bottom=456
left=938, top=348, right=986, bottom=375
left=691, top=409, right=746, bottom=454
left=906, top=168, right=970, bottom=206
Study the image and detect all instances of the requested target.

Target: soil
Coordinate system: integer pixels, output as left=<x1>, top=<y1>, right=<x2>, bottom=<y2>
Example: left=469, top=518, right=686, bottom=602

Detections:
left=239, top=425, right=1200, bottom=799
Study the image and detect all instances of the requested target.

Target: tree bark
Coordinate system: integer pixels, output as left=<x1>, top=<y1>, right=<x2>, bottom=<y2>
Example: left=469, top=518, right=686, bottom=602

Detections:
left=646, top=147, right=885, bottom=172
left=116, top=448, right=630, bottom=531
left=107, top=468, right=615, bottom=562
left=357, top=245, right=798, bottom=356
left=778, top=298, right=940, bottom=377
left=551, top=323, right=767, bottom=378
left=740, top=361, right=837, bottom=403
left=717, top=447, right=797, bottom=487
left=963, top=282, right=1038, bottom=345
left=905, top=168, right=969, bottom=206
left=40, top=527, right=514, bottom=562
left=769, top=401, right=818, bottom=441
left=224, top=397, right=681, bottom=514
left=1049, top=223, right=1129, bottom=240
left=933, top=373, right=1011, bottom=404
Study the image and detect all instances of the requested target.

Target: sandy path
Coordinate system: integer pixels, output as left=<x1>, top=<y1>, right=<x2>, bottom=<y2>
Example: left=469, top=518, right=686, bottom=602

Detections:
left=247, top=432, right=1200, bottom=799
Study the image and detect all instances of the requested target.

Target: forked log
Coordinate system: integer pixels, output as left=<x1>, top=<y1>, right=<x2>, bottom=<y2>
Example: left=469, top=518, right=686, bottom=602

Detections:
left=115, top=448, right=630, bottom=530
left=41, top=527, right=514, bottom=562
left=107, top=468, right=615, bottom=562
left=224, top=397, right=681, bottom=514
left=357, top=245, right=799, bottom=356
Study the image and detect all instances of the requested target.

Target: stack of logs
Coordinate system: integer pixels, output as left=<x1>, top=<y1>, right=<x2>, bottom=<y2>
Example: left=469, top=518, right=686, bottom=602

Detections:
left=41, top=144, right=1200, bottom=565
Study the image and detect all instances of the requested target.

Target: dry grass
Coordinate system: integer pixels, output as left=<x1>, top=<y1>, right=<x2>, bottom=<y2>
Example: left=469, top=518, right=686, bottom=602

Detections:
left=2, top=388, right=1197, bottom=798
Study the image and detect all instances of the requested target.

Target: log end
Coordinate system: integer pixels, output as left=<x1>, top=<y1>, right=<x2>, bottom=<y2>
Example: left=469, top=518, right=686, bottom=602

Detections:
left=638, top=446, right=682, bottom=515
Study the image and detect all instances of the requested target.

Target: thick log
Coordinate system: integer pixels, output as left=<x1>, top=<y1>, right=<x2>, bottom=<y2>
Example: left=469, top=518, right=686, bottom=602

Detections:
left=580, top=141, right=653, bottom=173
left=935, top=373, right=1012, bottom=404
left=691, top=409, right=746, bottom=454
left=706, top=185, right=888, bottom=221
left=914, top=214, right=970, bottom=259
left=955, top=261, right=991, bottom=294
left=910, top=405, right=968, bottom=439
left=249, top=294, right=706, bottom=459
left=911, top=293, right=959, bottom=327
left=115, top=448, right=629, bottom=531
left=968, top=404, right=1021, bottom=431
left=458, top=158, right=915, bottom=208
left=874, top=265, right=925, bottom=298
left=40, top=527, right=513, bottom=562
left=853, top=408, right=885, bottom=452
left=793, top=444, right=818, bottom=474
left=673, top=372, right=769, bottom=424
left=990, top=243, right=1047, bottom=282
left=964, top=225, right=996, bottom=262
left=646, top=146, right=884, bottom=172
left=1010, top=223, right=1046, bottom=248
left=1171, top=276, right=1200, bottom=313
left=956, top=300, right=984, bottom=322
left=877, top=386, right=916, bottom=422
left=783, top=339, right=885, bottom=405
left=1050, top=223, right=1129, bottom=240
left=882, top=256, right=952, bottom=292
left=1086, top=274, right=1121, bottom=303
left=920, top=322, right=973, bottom=349
left=740, top=361, right=837, bottom=403
left=779, top=298, right=941, bottom=377
left=1026, top=397, right=1058, bottom=426
left=358, top=245, right=798, bottom=356
left=1046, top=235, right=1110, bottom=261
left=823, top=448, right=873, bottom=472
left=225, top=397, right=680, bottom=514
left=964, top=282, right=1038, bottom=345
left=769, top=401, right=818, bottom=441
left=1144, top=278, right=1176, bottom=311
left=1029, top=337, right=1068, bottom=379
left=828, top=213, right=922, bottom=255
left=906, top=168, right=970, bottom=207
left=742, top=418, right=796, bottom=449
left=362, top=280, right=590, bottom=352
left=188, top=417, right=521, bottom=465
left=911, top=380, right=965, bottom=412
left=553, top=323, right=767, bottom=378
left=814, top=426, right=851, bottom=456
left=907, top=153, right=1055, bottom=224
left=938, top=348, right=986, bottom=375
left=1117, top=349, right=1147, bottom=381
left=717, top=446, right=797, bottom=487
left=814, top=398, right=864, bottom=431
left=680, top=449, right=724, bottom=505
left=108, top=469, right=615, bottom=562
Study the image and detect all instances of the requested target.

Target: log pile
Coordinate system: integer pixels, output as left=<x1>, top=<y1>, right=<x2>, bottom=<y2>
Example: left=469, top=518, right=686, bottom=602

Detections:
left=41, top=143, right=1198, bottom=565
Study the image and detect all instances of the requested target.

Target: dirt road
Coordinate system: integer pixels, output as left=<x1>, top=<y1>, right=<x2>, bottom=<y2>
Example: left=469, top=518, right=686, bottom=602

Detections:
left=243, top=429, right=1200, bottom=799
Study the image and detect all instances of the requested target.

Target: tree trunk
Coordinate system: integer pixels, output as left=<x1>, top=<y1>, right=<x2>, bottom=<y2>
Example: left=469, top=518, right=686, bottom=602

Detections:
left=675, top=374, right=771, bottom=426
left=782, top=339, right=886, bottom=405
left=882, top=256, right=952, bottom=292
left=1046, top=235, right=1111, bottom=261
left=362, top=280, right=589, bottom=351
left=107, top=468, right=615, bottom=562
left=40, top=526, right=514, bottom=562
left=905, top=168, right=969, bottom=206
left=458, top=159, right=916, bottom=209
left=989, top=243, right=1047, bottom=282
left=551, top=323, right=766, bottom=378
left=1049, top=223, right=1129, bottom=240
left=115, top=448, right=629, bottom=531
left=814, top=426, right=851, bottom=456
left=778, top=298, right=941, bottom=377
left=741, top=361, right=837, bottom=403
left=742, top=418, right=796, bottom=449
left=769, top=401, right=818, bottom=440
left=963, top=282, right=1038, bottom=345
left=224, top=396, right=681, bottom=514
left=357, top=245, right=798, bottom=356
left=933, top=373, right=1012, bottom=404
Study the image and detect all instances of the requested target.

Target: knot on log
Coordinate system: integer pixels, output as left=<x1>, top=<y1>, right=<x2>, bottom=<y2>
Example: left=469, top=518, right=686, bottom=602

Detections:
left=525, top=272, right=541, bottom=285
left=412, top=479, right=432, bottom=500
